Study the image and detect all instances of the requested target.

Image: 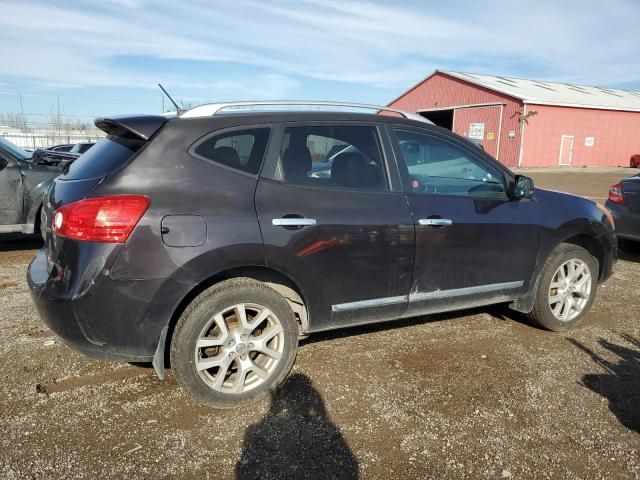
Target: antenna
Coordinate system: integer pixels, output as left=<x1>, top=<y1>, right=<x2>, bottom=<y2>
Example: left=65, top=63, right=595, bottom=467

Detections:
left=158, top=83, right=180, bottom=113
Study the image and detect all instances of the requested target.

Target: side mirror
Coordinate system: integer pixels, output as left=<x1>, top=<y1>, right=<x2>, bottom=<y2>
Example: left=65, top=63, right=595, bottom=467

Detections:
left=0, top=156, right=7, bottom=171
left=514, top=175, right=534, bottom=199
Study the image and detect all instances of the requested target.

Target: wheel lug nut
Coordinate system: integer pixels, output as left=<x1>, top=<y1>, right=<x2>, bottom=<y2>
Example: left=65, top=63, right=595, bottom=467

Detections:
left=241, top=334, right=247, bottom=340
left=229, top=352, right=235, bottom=358
left=229, top=340, right=235, bottom=346
left=241, top=354, right=247, bottom=360
left=248, top=342, right=254, bottom=348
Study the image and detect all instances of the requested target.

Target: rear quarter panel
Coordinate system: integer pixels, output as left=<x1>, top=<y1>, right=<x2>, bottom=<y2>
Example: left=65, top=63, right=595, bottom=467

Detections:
left=94, top=118, right=267, bottom=285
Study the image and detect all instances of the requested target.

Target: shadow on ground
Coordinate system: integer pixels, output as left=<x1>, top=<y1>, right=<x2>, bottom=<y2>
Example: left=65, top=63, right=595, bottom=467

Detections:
left=235, top=373, right=358, bottom=479
left=569, top=335, right=640, bottom=434
left=617, top=239, right=640, bottom=264
left=0, top=234, right=42, bottom=252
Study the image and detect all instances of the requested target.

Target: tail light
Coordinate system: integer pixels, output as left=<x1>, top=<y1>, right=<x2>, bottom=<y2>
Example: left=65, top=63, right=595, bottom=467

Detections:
left=608, top=183, right=624, bottom=205
left=52, top=195, right=150, bottom=243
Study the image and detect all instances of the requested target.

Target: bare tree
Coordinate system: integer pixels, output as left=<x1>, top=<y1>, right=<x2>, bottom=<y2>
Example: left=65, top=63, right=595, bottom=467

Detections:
left=49, top=101, right=66, bottom=140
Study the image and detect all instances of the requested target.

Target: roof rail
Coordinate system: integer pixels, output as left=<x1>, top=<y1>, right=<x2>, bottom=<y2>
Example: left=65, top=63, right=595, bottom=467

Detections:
left=179, top=100, right=433, bottom=124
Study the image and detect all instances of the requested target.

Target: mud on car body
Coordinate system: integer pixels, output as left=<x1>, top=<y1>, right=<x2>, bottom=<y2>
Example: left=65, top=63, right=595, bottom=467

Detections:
left=27, top=102, right=616, bottom=407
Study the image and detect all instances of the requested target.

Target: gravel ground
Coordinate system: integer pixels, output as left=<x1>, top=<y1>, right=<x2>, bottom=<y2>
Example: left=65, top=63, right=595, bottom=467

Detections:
left=0, top=169, right=639, bottom=479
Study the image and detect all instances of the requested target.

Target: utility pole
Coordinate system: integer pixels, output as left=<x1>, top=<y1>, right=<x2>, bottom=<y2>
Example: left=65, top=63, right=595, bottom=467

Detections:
left=18, top=94, right=26, bottom=130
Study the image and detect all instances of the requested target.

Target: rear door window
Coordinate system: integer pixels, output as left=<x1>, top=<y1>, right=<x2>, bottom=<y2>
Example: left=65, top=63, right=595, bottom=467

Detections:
left=191, top=128, right=270, bottom=175
left=61, top=136, right=144, bottom=180
left=274, top=125, right=387, bottom=191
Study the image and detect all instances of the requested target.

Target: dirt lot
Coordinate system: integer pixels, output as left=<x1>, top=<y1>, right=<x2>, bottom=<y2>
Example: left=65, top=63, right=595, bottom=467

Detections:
left=1, top=168, right=638, bottom=479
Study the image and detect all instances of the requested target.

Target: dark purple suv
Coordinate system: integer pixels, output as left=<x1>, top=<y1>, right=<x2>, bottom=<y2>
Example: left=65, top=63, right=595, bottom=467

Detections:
left=27, top=102, right=616, bottom=407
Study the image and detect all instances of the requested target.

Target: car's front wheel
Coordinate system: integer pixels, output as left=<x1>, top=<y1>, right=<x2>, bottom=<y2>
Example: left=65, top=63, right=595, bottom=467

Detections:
left=170, top=278, right=299, bottom=408
left=528, top=244, right=599, bottom=331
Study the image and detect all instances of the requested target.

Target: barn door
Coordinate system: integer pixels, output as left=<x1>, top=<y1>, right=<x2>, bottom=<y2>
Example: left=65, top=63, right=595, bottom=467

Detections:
left=559, top=135, right=574, bottom=166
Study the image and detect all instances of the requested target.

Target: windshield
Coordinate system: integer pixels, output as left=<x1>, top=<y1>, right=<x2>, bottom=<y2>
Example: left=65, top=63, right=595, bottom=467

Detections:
left=70, top=143, right=94, bottom=154
left=0, top=137, right=31, bottom=161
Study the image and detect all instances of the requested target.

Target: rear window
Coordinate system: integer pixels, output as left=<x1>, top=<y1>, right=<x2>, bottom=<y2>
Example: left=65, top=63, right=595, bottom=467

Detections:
left=191, top=128, right=270, bottom=175
left=61, top=136, right=144, bottom=180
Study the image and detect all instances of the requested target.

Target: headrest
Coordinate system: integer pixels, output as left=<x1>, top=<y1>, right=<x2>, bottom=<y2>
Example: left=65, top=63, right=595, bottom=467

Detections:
left=212, top=146, right=240, bottom=166
left=282, top=144, right=312, bottom=181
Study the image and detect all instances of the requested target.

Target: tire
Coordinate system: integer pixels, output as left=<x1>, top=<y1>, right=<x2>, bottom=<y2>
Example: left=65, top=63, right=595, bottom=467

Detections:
left=527, top=244, right=599, bottom=331
left=170, top=278, right=299, bottom=408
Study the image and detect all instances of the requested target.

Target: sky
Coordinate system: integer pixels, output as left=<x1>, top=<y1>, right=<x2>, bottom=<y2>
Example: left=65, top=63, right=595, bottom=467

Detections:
left=0, top=0, right=639, bottom=123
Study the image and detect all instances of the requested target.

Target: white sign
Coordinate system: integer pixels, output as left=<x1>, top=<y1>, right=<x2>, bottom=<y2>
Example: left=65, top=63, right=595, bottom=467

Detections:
left=585, top=136, right=595, bottom=147
left=468, top=123, right=485, bottom=140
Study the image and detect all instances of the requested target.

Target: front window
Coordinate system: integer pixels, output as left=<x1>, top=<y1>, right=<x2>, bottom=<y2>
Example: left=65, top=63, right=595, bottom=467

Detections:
left=394, top=129, right=506, bottom=198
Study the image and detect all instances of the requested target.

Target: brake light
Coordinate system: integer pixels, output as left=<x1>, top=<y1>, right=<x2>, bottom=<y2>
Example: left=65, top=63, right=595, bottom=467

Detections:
left=608, top=183, right=624, bottom=205
left=52, top=195, right=150, bottom=243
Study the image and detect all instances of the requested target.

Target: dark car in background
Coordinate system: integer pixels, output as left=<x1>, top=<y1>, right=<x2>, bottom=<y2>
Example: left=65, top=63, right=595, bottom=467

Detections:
left=32, top=141, right=95, bottom=165
left=48, top=143, right=75, bottom=153
left=0, top=137, right=71, bottom=236
left=27, top=101, right=616, bottom=408
left=606, top=174, right=640, bottom=245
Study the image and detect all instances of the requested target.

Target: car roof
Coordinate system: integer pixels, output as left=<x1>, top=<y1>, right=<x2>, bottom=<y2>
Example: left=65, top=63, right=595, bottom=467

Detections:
left=175, top=110, right=440, bottom=130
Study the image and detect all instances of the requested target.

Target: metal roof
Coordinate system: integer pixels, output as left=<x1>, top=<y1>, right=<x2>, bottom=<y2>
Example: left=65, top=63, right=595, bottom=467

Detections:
left=441, top=71, right=640, bottom=112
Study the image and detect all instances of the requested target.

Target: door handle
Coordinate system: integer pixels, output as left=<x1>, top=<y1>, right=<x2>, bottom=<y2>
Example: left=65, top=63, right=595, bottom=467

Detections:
left=418, top=218, right=452, bottom=227
left=272, top=218, right=317, bottom=227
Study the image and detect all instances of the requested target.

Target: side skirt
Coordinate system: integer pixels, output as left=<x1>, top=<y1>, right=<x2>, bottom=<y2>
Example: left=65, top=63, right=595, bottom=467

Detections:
left=0, top=223, right=35, bottom=234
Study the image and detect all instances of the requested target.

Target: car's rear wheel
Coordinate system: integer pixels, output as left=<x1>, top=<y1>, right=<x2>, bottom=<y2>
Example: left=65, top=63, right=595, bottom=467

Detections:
left=170, top=278, right=298, bottom=408
left=528, top=244, right=598, bottom=331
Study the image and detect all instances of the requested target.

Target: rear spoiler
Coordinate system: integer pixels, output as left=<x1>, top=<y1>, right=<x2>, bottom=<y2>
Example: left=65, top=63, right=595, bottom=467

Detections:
left=94, top=114, right=171, bottom=141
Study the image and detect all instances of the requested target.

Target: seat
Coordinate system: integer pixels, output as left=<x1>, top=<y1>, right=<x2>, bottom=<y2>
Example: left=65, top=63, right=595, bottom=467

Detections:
left=211, top=146, right=241, bottom=168
left=331, top=152, right=383, bottom=190
left=330, top=152, right=354, bottom=187
left=282, top=143, right=312, bottom=182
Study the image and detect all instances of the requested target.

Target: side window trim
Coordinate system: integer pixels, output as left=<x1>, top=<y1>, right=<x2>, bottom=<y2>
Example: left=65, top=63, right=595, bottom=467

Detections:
left=388, top=125, right=509, bottom=198
left=261, top=121, right=394, bottom=193
left=188, top=123, right=273, bottom=178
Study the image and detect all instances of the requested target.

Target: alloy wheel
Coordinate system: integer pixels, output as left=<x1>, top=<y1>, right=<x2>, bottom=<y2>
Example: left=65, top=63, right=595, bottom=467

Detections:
left=194, top=303, right=284, bottom=394
left=548, top=258, right=592, bottom=322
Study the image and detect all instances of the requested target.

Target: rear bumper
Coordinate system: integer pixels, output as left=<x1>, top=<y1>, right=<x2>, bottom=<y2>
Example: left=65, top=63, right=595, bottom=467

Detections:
left=27, top=247, right=192, bottom=363
left=606, top=201, right=640, bottom=242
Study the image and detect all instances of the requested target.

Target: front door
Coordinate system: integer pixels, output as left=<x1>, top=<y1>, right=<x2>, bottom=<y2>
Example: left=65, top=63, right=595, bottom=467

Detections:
left=255, top=123, right=415, bottom=331
left=389, top=126, right=539, bottom=317
left=559, top=135, right=574, bottom=166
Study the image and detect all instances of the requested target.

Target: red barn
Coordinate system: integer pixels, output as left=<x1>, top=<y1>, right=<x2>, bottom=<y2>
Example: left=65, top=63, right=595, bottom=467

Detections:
left=388, top=71, right=640, bottom=168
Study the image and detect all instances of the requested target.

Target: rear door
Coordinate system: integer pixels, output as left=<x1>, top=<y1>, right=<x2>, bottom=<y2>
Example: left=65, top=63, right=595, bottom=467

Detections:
left=389, top=126, right=539, bottom=317
left=255, top=122, right=415, bottom=331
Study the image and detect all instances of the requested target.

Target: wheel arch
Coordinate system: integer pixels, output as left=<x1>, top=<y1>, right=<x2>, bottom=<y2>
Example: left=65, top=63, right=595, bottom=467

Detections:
left=510, top=231, right=608, bottom=314
left=155, top=265, right=310, bottom=379
left=561, top=233, right=605, bottom=280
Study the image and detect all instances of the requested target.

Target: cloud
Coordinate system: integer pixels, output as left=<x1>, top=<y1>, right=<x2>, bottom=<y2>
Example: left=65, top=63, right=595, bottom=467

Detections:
left=0, top=0, right=638, bottom=98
